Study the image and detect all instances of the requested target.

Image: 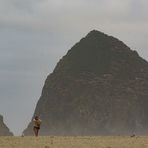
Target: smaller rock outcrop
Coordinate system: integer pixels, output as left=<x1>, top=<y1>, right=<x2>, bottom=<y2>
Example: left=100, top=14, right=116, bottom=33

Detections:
left=0, top=115, right=13, bottom=136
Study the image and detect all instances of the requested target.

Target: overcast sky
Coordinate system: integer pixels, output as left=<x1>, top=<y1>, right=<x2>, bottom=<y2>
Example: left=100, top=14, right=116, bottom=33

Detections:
left=0, top=0, right=148, bottom=135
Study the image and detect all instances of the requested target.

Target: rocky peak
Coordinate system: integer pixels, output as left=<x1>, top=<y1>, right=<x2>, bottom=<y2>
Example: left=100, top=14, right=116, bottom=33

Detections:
left=54, top=30, right=143, bottom=79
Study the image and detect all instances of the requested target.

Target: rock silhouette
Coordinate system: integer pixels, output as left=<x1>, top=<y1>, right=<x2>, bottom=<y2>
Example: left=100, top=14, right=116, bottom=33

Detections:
left=24, top=30, right=148, bottom=135
left=0, top=115, right=13, bottom=136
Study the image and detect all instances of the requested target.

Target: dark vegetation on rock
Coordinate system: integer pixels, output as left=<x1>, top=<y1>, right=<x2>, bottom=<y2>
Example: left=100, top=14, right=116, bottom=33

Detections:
left=24, top=30, right=148, bottom=135
left=0, top=115, right=13, bottom=136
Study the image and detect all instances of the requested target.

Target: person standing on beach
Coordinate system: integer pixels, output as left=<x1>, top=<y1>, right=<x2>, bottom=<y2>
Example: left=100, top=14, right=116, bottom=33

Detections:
left=33, top=116, right=42, bottom=137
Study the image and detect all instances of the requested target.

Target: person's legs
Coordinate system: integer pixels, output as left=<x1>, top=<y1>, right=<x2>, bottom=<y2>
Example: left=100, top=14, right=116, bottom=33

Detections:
left=36, top=127, right=40, bottom=136
left=33, top=127, right=37, bottom=136
left=36, top=129, right=39, bottom=136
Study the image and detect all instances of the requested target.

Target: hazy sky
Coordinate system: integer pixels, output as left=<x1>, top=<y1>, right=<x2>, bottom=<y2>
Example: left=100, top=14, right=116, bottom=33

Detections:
left=0, top=0, right=148, bottom=135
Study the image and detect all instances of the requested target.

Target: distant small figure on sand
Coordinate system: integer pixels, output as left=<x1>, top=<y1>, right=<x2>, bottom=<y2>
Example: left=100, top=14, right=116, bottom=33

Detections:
left=33, top=115, right=42, bottom=137
left=130, top=134, right=136, bottom=138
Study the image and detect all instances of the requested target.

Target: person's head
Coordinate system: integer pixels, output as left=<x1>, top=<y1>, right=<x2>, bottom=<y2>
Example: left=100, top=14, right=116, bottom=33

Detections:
left=35, top=116, right=39, bottom=120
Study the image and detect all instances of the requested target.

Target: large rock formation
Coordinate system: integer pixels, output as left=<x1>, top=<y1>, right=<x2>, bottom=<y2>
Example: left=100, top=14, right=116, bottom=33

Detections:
left=0, top=115, right=13, bottom=136
left=24, top=30, right=148, bottom=135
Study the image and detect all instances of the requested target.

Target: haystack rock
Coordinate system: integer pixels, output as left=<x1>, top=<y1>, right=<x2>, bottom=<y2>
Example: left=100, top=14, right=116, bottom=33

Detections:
left=0, top=115, right=13, bottom=136
left=24, top=30, right=148, bottom=135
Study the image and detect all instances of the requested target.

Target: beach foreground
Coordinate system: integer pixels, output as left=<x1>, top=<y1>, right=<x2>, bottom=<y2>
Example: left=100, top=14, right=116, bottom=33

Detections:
left=0, top=136, right=148, bottom=148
